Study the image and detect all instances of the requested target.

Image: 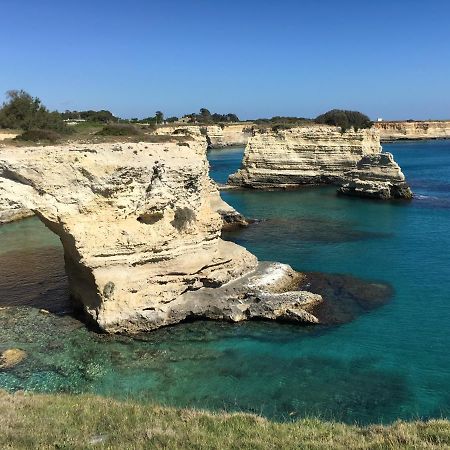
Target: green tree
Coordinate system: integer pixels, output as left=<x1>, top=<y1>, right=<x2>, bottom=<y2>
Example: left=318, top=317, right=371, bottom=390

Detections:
left=0, top=90, right=66, bottom=131
left=155, top=111, right=164, bottom=124
left=315, top=109, right=372, bottom=132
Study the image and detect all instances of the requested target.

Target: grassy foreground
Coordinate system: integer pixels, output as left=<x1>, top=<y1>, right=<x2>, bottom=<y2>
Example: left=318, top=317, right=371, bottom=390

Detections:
left=1, top=391, right=450, bottom=449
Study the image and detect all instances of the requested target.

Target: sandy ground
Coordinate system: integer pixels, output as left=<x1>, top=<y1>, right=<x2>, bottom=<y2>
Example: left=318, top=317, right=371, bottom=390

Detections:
left=0, top=132, right=19, bottom=141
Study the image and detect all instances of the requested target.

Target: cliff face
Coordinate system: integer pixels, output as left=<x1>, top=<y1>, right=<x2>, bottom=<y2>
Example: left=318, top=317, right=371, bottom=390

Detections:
left=204, top=124, right=252, bottom=147
left=375, top=121, right=450, bottom=141
left=228, top=126, right=411, bottom=199
left=0, top=139, right=324, bottom=332
left=155, top=124, right=251, bottom=148
left=339, top=153, right=412, bottom=199
left=229, top=126, right=381, bottom=187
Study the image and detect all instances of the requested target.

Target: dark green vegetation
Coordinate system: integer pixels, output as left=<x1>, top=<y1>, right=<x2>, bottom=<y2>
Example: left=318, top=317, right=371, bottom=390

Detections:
left=96, top=123, right=143, bottom=137
left=0, top=90, right=66, bottom=132
left=0, top=392, right=449, bottom=449
left=16, top=129, right=62, bottom=143
left=61, top=109, right=118, bottom=123
left=315, top=109, right=373, bottom=132
left=184, top=108, right=240, bottom=124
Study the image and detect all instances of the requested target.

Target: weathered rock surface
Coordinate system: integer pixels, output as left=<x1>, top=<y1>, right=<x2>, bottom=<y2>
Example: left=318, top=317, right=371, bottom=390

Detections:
left=0, top=140, right=323, bottom=333
left=228, top=126, right=411, bottom=199
left=155, top=124, right=252, bottom=148
left=0, top=197, right=33, bottom=224
left=203, top=124, right=252, bottom=148
left=375, top=121, right=450, bottom=141
left=339, top=153, right=412, bottom=199
left=229, top=126, right=381, bottom=187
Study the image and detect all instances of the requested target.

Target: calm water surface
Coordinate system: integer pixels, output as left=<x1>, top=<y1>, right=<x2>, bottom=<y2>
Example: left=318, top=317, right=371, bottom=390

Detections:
left=1, top=141, right=449, bottom=424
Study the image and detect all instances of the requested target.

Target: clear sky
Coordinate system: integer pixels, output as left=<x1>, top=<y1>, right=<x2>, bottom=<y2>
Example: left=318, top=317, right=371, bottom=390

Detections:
left=1, top=0, right=449, bottom=120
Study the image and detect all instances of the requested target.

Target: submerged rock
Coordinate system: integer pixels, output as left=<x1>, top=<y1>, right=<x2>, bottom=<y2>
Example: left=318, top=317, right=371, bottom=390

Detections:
left=0, top=348, right=26, bottom=369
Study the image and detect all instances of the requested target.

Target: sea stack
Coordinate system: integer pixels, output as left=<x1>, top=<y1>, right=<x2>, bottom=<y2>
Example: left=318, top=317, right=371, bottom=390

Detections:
left=228, top=125, right=412, bottom=199
left=0, top=137, right=325, bottom=332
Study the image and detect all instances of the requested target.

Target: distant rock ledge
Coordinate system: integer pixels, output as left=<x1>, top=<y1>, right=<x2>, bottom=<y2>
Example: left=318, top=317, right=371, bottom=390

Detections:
left=228, top=125, right=412, bottom=200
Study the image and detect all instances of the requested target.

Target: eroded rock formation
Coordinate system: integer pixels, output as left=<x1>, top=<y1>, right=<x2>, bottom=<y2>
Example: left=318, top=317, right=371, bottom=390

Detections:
left=0, top=139, right=322, bottom=332
left=154, top=124, right=252, bottom=148
left=229, top=126, right=411, bottom=199
left=375, top=121, right=450, bottom=141
left=339, top=153, right=412, bottom=199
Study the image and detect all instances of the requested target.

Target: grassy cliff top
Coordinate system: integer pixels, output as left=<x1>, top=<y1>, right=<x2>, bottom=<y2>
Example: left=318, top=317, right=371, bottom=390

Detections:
left=1, top=391, right=449, bottom=449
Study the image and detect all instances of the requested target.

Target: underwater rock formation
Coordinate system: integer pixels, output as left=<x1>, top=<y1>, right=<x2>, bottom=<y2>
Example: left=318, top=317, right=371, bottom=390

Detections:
left=228, top=126, right=411, bottom=199
left=0, top=139, right=323, bottom=333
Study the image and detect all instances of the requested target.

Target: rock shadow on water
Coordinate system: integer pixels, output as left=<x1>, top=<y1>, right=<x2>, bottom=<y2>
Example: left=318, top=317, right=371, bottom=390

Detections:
left=0, top=246, right=71, bottom=314
left=224, top=216, right=392, bottom=244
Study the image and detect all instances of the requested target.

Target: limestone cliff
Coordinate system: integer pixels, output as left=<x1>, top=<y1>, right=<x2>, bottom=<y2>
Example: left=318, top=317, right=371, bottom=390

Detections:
left=375, top=121, right=450, bottom=141
left=155, top=124, right=251, bottom=148
left=0, top=139, right=322, bottom=332
left=338, top=153, right=412, bottom=199
left=228, top=125, right=411, bottom=199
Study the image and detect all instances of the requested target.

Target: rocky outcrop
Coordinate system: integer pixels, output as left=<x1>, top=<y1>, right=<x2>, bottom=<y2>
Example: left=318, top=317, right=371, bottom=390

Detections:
left=203, top=124, right=252, bottom=148
left=0, top=197, right=33, bottom=224
left=228, top=126, right=411, bottom=199
left=0, top=139, right=324, bottom=333
left=375, top=121, right=450, bottom=141
left=338, top=153, right=412, bottom=199
left=229, top=126, right=381, bottom=187
left=154, top=124, right=252, bottom=148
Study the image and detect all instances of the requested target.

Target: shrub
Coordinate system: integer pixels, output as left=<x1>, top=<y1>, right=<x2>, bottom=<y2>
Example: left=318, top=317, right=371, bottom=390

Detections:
left=315, top=109, right=373, bottom=132
left=96, top=124, right=142, bottom=136
left=0, top=90, right=66, bottom=131
left=15, top=129, right=62, bottom=143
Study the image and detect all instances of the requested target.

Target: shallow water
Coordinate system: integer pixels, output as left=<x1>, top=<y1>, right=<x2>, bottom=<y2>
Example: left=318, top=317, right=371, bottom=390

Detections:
left=1, top=141, right=450, bottom=424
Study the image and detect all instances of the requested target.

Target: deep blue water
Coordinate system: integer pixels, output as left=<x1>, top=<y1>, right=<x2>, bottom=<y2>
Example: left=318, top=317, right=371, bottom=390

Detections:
left=0, top=141, right=449, bottom=425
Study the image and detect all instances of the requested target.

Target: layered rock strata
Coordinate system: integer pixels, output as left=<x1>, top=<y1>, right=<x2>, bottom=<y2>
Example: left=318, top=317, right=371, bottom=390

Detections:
left=229, top=126, right=411, bottom=199
left=0, top=140, right=322, bottom=333
left=154, top=124, right=252, bottom=148
left=338, top=153, right=412, bottom=199
left=375, top=121, right=450, bottom=141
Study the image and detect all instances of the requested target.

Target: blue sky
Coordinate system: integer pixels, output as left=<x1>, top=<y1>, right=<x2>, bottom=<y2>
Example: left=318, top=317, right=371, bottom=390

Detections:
left=1, top=0, right=449, bottom=120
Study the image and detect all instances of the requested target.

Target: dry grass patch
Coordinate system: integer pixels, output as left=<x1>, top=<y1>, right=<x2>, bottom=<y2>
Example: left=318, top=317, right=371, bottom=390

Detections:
left=0, top=391, right=449, bottom=449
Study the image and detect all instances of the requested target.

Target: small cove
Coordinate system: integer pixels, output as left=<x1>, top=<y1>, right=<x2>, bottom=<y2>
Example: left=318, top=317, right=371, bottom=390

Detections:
left=0, top=140, right=449, bottom=424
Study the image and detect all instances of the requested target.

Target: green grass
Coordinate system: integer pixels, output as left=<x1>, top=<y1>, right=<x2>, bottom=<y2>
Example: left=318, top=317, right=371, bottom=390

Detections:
left=0, top=391, right=449, bottom=449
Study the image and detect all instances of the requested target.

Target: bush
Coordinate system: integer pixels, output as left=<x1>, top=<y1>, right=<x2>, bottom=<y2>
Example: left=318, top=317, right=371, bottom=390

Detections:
left=96, top=124, right=142, bottom=136
left=15, top=129, right=62, bottom=143
left=315, top=109, right=373, bottom=132
left=0, top=90, right=66, bottom=131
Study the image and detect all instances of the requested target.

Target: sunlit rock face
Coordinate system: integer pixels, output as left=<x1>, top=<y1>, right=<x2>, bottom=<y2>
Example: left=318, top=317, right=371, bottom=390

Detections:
left=154, top=124, right=251, bottom=148
left=375, top=121, right=450, bottom=141
left=0, top=196, right=33, bottom=224
left=0, top=139, right=328, bottom=332
left=228, top=126, right=411, bottom=199
left=0, top=139, right=263, bottom=332
left=339, top=153, right=412, bottom=199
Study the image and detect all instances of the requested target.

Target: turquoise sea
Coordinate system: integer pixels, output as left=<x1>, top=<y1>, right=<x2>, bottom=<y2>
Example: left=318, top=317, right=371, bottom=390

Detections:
left=1, top=140, right=450, bottom=424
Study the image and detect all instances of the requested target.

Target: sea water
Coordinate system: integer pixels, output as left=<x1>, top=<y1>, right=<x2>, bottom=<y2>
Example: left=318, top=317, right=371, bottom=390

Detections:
left=1, top=140, right=449, bottom=424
